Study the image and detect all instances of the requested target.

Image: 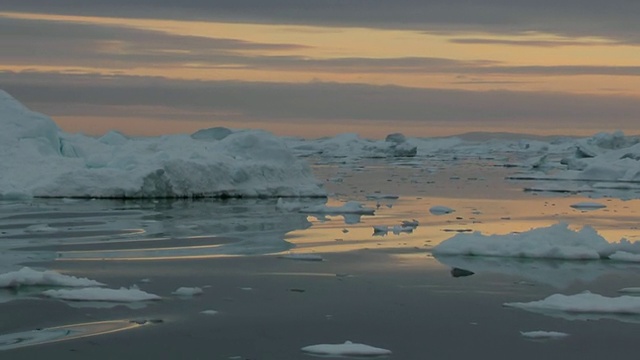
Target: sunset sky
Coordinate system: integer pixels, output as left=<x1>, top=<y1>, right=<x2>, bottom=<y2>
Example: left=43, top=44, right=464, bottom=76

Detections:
left=1, top=1, right=639, bottom=138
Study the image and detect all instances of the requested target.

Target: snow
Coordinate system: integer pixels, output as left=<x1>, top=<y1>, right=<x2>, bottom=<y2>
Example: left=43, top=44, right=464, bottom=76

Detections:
left=301, top=341, right=392, bottom=357
left=433, top=222, right=640, bottom=260
left=505, top=291, right=640, bottom=314
left=42, top=287, right=161, bottom=302
left=0, top=267, right=104, bottom=288
left=172, top=287, right=204, bottom=296
left=430, top=206, right=455, bottom=215
left=0, top=90, right=325, bottom=199
left=520, top=331, right=569, bottom=339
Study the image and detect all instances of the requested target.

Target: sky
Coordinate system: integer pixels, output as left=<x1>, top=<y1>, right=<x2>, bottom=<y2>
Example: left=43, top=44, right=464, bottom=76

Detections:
left=1, top=1, right=639, bottom=138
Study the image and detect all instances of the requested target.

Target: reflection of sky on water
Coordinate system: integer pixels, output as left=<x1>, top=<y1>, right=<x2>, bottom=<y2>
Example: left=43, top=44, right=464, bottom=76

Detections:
left=433, top=254, right=640, bottom=289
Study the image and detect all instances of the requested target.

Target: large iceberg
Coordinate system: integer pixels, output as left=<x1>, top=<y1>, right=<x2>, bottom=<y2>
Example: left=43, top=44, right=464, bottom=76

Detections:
left=0, top=90, right=325, bottom=199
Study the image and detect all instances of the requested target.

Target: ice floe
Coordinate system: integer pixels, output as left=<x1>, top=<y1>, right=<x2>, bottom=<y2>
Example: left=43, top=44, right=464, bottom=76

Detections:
left=301, top=341, right=392, bottom=357
left=520, top=331, right=569, bottom=339
left=0, top=90, right=325, bottom=199
left=570, top=202, right=606, bottom=210
left=42, top=287, right=161, bottom=302
left=429, top=206, right=455, bottom=215
left=172, top=287, right=204, bottom=296
left=505, top=291, right=640, bottom=315
left=0, top=267, right=104, bottom=288
left=433, top=223, right=640, bottom=260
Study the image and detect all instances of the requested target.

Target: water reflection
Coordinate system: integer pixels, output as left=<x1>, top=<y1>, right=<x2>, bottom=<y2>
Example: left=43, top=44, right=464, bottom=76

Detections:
left=0, top=198, right=322, bottom=264
left=434, top=254, right=640, bottom=289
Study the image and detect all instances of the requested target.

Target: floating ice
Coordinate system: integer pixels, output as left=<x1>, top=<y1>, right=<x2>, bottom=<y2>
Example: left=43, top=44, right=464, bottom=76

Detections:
left=433, top=223, right=614, bottom=260
left=505, top=291, right=640, bottom=314
left=618, top=287, right=640, bottom=294
left=286, top=132, right=416, bottom=159
left=366, top=194, right=400, bottom=200
left=430, top=206, right=455, bottom=215
left=570, top=202, right=606, bottom=210
left=0, top=90, right=325, bottom=199
left=0, top=267, right=104, bottom=288
left=172, top=287, right=204, bottom=296
left=609, top=251, right=640, bottom=262
left=520, top=331, right=569, bottom=339
left=42, top=287, right=161, bottom=302
left=301, top=341, right=392, bottom=357
left=201, top=310, right=219, bottom=315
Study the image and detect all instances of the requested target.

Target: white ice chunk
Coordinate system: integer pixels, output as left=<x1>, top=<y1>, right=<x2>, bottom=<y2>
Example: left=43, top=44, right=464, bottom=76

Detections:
left=42, top=287, right=161, bottom=302
left=172, top=287, right=204, bottom=296
left=570, top=202, right=606, bottom=210
left=609, top=251, right=640, bottom=262
left=0, top=90, right=325, bottom=199
left=0, top=267, right=104, bottom=288
left=429, top=206, right=455, bottom=215
left=301, top=341, right=392, bottom=357
left=201, top=310, right=219, bottom=315
left=433, top=223, right=610, bottom=260
left=520, top=331, right=569, bottom=339
left=618, top=287, right=640, bottom=294
left=505, top=291, right=640, bottom=314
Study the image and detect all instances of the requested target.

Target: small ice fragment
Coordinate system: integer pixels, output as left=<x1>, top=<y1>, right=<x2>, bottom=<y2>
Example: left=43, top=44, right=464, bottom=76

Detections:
left=201, top=310, right=219, bottom=315
left=505, top=291, right=640, bottom=314
left=401, top=219, right=419, bottom=228
left=372, top=225, right=389, bottom=235
left=172, top=287, right=203, bottom=296
left=240, top=287, right=253, bottom=291
left=301, top=341, right=392, bottom=357
left=520, top=331, right=569, bottom=339
left=570, top=202, right=606, bottom=210
left=366, top=194, right=399, bottom=200
left=430, top=206, right=455, bottom=215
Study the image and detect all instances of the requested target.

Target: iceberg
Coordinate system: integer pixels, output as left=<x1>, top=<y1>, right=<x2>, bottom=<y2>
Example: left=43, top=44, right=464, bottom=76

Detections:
left=0, top=90, right=325, bottom=199
left=0, top=267, right=104, bottom=288
left=505, top=292, right=640, bottom=315
left=42, top=286, right=161, bottom=302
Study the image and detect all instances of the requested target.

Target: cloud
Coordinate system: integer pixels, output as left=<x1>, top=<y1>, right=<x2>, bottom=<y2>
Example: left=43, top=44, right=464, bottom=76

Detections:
left=3, top=0, right=640, bottom=43
left=2, top=71, right=639, bottom=128
left=449, top=38, right=628, bottom=48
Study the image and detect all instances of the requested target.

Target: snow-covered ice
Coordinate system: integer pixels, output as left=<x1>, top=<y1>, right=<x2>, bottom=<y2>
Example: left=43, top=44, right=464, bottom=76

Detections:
left=432, top=223, right=640, bottom=260
left=520, top=331, right=569, bottom=339
left=301, top=341, right=392, bottom=357
left=505, top=292, right=640, bottom=314
left=172, top=287, right=204, bottom=296
left=0, top=267, right=104, bottom=288
left=0, top=90, right=325, bottom=199
left=42, top=287, right=161, bottom=302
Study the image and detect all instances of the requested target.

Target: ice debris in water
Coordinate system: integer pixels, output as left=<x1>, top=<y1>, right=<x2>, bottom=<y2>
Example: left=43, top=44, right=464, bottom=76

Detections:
left=505, top=291, right=640, bottom=314
left=520, top=331, right=569, bottom=339
left=301, top=341, right=392, bottom=357
left=42, top=287, right=161, bottom=302
left=0, top=267, right=104, bottom=288
left=433, top=222, right=640, bottom=260
left=201, top=310, right=219, bottom=315
left=430, top=206, right=455, bottom=215
left=0, top=90, right=325, bottom=199
left=570, top=202, right=606, bottom=210
left=172, top=287, right=204, bottom=296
